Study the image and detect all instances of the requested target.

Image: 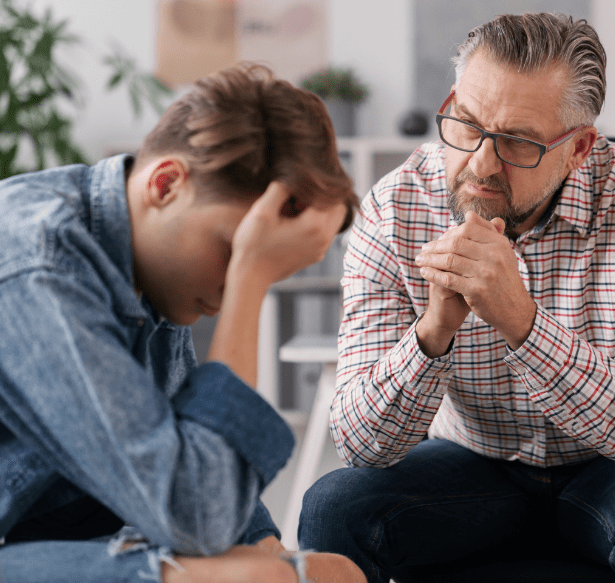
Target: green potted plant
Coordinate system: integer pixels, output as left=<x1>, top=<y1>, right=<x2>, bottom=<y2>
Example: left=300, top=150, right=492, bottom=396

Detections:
left=0, top=0, right=173, bottom=180
left=300, top=67, right=369, bottom=137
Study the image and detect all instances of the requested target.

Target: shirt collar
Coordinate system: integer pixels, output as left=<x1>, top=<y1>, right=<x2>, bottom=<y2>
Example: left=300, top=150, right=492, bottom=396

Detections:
left=85, top=155, right=176, bottom=328
left=516, top=137, right=606, bottom=242
left=552, top=159, right=595, bottom=238
left=86, top=154, right=135, bottom=287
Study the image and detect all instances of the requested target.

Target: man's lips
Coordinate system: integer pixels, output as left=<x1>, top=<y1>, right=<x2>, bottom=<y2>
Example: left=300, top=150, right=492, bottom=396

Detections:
left=465, top=182, right=505, bottom=198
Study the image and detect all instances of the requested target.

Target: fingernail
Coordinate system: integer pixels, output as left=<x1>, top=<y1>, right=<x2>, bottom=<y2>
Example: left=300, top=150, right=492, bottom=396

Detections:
left=415, top=254, right=423, bottom=264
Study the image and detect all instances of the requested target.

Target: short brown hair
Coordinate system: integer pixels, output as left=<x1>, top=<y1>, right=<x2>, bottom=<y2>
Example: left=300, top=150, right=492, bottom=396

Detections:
left=135, top=63, right=359, bottom=229
left=453, top=13, right=606, bottom=127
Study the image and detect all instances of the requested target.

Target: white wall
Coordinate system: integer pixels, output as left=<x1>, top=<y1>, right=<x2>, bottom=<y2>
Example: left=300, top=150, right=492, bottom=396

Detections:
left=28, top=0, right=415, bottom=163
left=25, top=0, right=615, bottom=161
left=327, top=0, right=414, bottom=136
left=30, top=0, right=163, bottom=162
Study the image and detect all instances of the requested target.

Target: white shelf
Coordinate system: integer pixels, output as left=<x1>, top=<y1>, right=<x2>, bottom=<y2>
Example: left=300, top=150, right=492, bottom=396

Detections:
left=279, top=334, right=338, bottom=363
left=336, top=135, right=433, bottom=196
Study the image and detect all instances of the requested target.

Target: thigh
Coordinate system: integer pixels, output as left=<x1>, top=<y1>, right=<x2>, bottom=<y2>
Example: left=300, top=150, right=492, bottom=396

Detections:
left=300, top=439, right=535, bottom=581
left=558, top=455, right=615, bottom=568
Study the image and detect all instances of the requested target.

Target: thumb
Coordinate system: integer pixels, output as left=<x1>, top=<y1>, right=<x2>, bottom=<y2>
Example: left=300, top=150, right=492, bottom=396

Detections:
left=491, top=217, right=505, bottom=235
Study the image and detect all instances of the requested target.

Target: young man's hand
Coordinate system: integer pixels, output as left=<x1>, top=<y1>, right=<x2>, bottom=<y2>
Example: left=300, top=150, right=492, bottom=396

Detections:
left=229, top=181, right=348, bottom=295
left=207, top=181, right=347, bottom=387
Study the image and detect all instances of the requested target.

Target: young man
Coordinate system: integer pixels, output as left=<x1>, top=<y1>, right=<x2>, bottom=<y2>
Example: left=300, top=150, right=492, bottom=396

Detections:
left=0, top=63, right=365, bottom=583
left=299, top=12, right=615, bottom=581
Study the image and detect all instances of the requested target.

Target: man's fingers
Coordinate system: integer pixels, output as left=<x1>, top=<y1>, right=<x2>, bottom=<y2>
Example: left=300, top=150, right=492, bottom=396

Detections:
left=464, top=210, right=506, bottom=237
left=256, top=182, right=347, bottom=234
left=419, top=266, right=466, bottom=295
left=491, top=216, right=505, bottom=234
left=256, top=181, right=292, bottom=211
left=416, top=248, right=474, bottom=276
left=299, top=200, right=348, bottom=234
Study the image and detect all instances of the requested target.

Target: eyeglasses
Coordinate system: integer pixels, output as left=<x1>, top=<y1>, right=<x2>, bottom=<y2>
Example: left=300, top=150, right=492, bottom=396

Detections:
left=435, top=90, right=586, bottom=169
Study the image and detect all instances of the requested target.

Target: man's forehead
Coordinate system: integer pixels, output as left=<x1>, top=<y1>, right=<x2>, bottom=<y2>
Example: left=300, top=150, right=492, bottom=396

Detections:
left=455, top=50, right=567, bottom=135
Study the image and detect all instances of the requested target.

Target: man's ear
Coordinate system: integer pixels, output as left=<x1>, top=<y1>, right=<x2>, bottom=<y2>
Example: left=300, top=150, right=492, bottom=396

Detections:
left=566, top=126, right=598, bottom=171
left=145, top=157, right=190, bottom=208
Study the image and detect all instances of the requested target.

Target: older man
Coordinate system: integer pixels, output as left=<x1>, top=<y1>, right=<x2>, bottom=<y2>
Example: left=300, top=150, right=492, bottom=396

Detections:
left=299, top=12, right=615, bottom=582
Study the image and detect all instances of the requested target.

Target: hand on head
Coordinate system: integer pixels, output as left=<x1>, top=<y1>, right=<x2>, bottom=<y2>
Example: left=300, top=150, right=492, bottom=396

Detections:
left=229, top=181, right=347, bottom=291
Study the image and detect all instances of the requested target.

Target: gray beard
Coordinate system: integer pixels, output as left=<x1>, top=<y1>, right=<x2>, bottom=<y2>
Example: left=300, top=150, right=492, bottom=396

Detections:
left=446, top=169, right=563, bottom=237
left=447, top=191, right=545, bottom=232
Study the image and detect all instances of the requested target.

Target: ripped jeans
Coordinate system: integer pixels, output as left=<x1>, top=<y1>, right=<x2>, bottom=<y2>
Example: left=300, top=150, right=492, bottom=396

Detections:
left=0, top=527, right=176, bottom=583
left=0, top=532, right=313, bottom=583
left=0, top=502, right=285, bottom=583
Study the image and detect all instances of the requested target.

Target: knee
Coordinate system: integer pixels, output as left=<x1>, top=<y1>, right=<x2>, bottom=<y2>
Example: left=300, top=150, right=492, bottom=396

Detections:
left=558, top=497, right=614, bottom=566
left=299, top=468, right=363, bottom=549
left=301, top=469, right=357, bottom=524
left=162, top=549, right=300, bottom=583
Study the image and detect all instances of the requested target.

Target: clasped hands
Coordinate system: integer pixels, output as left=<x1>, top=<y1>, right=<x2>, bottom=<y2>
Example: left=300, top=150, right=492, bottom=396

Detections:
left=414, top=210, right=537, bottom=357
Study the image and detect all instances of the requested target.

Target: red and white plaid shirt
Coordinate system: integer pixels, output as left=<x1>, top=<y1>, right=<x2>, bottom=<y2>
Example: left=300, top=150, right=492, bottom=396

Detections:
left=332, top=136, right=615, bottom=469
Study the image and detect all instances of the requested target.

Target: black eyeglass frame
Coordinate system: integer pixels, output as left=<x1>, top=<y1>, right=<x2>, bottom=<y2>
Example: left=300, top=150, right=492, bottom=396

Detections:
left=435, top=90, right=586, bottom=169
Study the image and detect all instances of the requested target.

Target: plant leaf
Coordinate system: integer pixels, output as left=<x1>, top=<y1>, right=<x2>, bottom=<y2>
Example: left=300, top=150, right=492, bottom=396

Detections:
left=106, top=71, right=124, bottom=89
left=128, top=82, right=142, bottom=117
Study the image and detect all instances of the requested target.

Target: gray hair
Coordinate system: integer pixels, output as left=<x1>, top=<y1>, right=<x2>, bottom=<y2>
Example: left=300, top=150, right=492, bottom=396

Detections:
left=452, top=13, right=606, bottom=128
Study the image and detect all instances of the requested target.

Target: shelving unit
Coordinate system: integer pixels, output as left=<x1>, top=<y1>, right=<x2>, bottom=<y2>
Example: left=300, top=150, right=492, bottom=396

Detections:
left=336, top=135, right=430, bottom=196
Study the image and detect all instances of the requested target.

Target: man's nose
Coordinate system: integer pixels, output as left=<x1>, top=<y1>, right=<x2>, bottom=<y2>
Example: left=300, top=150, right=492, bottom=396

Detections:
left=468, top=136, right=503, bottom=178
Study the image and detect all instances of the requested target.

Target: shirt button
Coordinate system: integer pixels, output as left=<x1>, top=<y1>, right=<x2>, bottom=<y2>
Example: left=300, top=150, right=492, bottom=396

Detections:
left=137, top=318, right=146, bottom=327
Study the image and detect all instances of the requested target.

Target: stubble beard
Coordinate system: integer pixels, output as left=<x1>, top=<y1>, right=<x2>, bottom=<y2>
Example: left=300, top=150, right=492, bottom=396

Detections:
left=446, top=160, right=565, bottom=236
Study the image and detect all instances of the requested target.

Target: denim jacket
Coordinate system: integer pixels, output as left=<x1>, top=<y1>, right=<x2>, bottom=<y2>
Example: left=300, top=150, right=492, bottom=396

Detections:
left=0, top=155, right=294, bottom=555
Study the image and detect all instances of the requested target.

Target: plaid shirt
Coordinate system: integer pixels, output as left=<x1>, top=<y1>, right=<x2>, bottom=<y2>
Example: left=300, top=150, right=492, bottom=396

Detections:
left=332, top=136, right=615, bottom=469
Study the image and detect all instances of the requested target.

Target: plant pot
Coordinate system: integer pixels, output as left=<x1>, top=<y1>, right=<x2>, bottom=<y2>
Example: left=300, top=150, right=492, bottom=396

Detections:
left=324, top=98, right=356, bottom=137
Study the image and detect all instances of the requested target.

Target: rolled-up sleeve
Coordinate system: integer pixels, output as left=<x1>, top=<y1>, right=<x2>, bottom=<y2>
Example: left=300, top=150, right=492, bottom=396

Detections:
left=0, top=268, right=294, bottom=555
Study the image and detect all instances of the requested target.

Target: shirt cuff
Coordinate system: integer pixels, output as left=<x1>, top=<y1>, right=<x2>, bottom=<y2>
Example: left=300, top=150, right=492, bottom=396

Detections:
left=172, top=362, right=295, bottom=485
left=391, top=314, right=455, bottom=387
left=505, top=304, right=573, bottom=389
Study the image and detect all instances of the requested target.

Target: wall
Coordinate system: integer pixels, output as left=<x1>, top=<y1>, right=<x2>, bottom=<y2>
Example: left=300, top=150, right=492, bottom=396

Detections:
left=25, top=0, right=615, bottom=159
left=29, top=0, right=163, bottom=163
left=328, top=0, right=413, bottom=137
left=591, top=0, right=615, bottom=136
left=26, top=0, right=414, bottom=163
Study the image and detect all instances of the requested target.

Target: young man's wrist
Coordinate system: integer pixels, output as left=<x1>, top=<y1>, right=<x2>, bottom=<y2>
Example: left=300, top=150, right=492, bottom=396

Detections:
left=225, top=258, right=272, bottom=300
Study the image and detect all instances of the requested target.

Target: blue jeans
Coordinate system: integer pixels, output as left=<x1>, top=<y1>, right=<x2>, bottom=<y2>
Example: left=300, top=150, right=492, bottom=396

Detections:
left=0, top=499, right=278, bottom=582
left=298, top=438, right=615, bottom=583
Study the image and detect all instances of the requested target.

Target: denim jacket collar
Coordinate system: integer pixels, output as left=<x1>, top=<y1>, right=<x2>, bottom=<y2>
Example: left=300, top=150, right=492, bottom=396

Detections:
left=87, top=155, right=135, bottom=290
left=85, top=154, right=164, bottom=324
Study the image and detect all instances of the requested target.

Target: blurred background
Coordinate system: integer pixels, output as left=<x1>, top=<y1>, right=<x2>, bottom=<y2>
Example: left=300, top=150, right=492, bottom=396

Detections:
left=5, top=0, right=614, bottom=536
left=11, top=0, right=615, bottom=163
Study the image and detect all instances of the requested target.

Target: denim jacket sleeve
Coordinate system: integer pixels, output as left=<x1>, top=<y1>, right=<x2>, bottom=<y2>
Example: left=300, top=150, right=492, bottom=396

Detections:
left=0, top=265, right=294, bottom=555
